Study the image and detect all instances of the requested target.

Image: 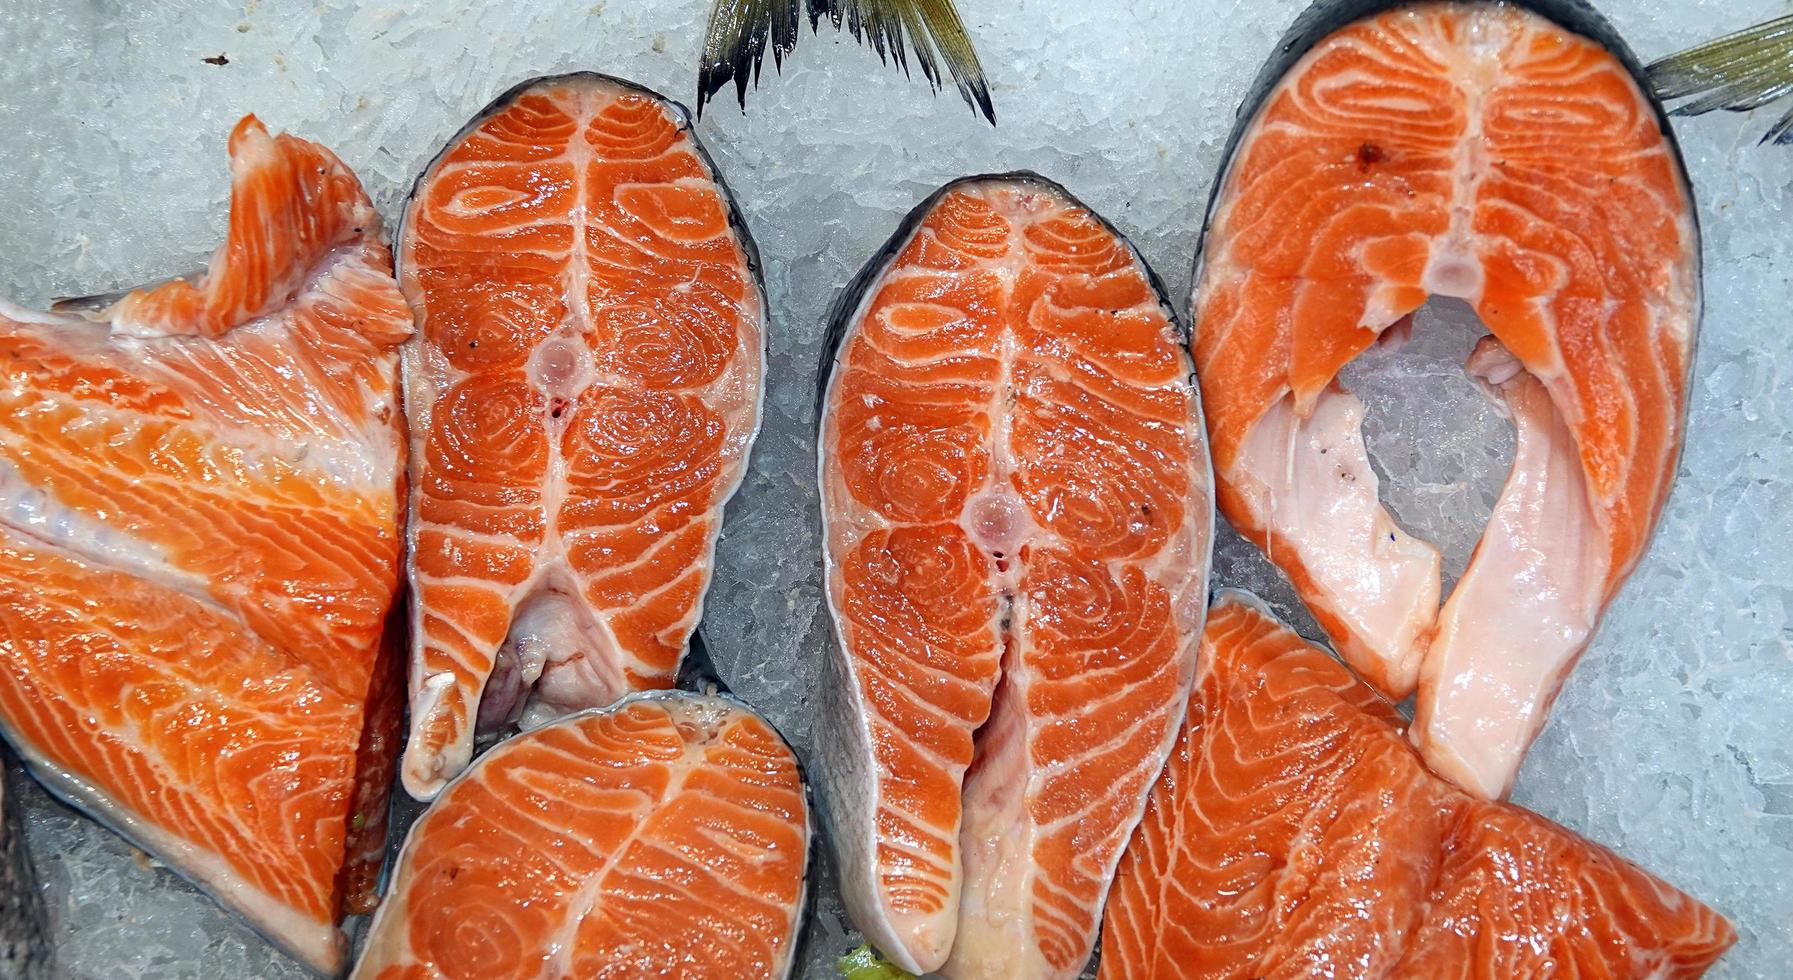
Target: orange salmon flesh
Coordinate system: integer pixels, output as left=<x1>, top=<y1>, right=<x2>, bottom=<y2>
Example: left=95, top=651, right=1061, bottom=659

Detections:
left=353, top=693, right=809, bottom=979
left=817, top=175, right=1214, bottom=978
left=397, top=74, right=765, bottom=801
left=1099, top=594, right=1735, bottom=979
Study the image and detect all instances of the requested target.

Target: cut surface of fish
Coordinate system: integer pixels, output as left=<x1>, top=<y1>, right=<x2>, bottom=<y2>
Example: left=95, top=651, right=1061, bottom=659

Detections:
left=1191, top=0, right=1699, bottom=799
left=0, top=116, right=411, bottom=974
left=398, top=72, right=766, bottom=800
left=1099, top=592, right=1736, bottom=980
left=816, top=175, right=1213, bottom=977
left=352, top=691, right=810, bottom=979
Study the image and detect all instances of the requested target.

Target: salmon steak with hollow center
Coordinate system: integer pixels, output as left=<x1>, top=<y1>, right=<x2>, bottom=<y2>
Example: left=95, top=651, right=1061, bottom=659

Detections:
left=352, top=691, right=810, bottom=979
left=1099, top=593, right=1735, bottom=979
left=815, top=174, right=1214, bottom=978
left=0, top=116, right=411, bottom=974
left=397, top=72, right=766, bottom=800
left=1190, top=0, right=1699, bottom=799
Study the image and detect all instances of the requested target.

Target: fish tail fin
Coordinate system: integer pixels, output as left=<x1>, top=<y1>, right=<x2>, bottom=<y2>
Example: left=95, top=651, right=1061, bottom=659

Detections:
left=696, top=0, right=994, bottom=125
left=1763, top=102, right=1793, bottom=145
left=1648, top=15, right=1793, bottom=141
left=698, top=0, right=803, bottom=116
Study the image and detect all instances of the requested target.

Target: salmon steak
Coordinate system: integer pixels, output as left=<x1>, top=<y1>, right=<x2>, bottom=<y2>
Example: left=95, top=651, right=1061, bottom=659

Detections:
left=1099, top=593, right=1735, bottom=979
left=0, top=117, right=411, bottom=973
left=353, top=691, right=810, bottom=979
left=397, top=72, right=766, bottom=799
left=1190, top=0, right=1699, bottom=799
left=816, top=174, right=1213, bottom=977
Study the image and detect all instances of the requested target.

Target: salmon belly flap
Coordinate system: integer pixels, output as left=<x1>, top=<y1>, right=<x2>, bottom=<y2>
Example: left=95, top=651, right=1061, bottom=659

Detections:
left=816, top=175, right=1213, bottom=978
left=0, top=116, right=411, bottom=973
left=1098, top=594, right=1736, bottom=980
left=352, top=692, right=811, bottom=980
left=1191, top=0, right=1698, bottom=799
left=398, top=73, right=766, bottom=800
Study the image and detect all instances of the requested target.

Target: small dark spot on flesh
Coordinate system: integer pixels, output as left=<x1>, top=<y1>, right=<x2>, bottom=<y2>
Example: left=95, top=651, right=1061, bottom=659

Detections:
left=1140, top=503, right=1152, bottom=515
left=203, top=53, right=229, bottom=66
left=1356, top=142, right=1384, bottom=172
left=467, top=340, right=479, bottom=348
left=1389, top=532, right=1397, bottom=542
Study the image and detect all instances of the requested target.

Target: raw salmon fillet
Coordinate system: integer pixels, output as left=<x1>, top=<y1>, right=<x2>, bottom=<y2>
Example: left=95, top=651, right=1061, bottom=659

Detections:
left=397, top=72, right=765, bottom=799
left=1099, top=594, right=1736, bottom=979
left=1190, top=0, right=1699, bottom=798
left=353, top=692, right=810, bottom=979
left=0, top=116, right=411, bottom=973
left=816, top=175, right=1213, bottom=977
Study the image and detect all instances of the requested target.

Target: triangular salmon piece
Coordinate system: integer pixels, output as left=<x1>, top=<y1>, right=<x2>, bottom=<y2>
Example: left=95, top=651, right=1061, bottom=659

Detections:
left=1099, top=593, right=1735, bottom=979
left=0, top=116, right=411, bottom=974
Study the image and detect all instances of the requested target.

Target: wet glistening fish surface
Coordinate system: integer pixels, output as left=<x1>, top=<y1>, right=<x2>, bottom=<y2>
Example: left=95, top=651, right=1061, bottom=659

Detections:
left=0, top=0, right=1787, bottom=976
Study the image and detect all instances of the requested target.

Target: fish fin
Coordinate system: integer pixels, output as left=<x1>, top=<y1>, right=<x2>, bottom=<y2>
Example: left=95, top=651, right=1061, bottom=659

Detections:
left=1764, top=101, right=1793, bottom=145
left=696, top=0, right=994, bottom=124
left=1648, top=15, right=1793, bottom=138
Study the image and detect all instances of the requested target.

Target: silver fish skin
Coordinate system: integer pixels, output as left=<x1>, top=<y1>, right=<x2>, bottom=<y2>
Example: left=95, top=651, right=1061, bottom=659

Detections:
left=0, top=762, right=52, bottom=979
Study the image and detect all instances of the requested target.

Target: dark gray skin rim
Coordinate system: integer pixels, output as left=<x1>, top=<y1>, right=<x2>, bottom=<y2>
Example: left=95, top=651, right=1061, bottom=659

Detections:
left=394, top=69, right=768, bottom=328
left=1194, top=0, right=1700, bottom=285
left=814, top=170, right=1194, bottom=433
